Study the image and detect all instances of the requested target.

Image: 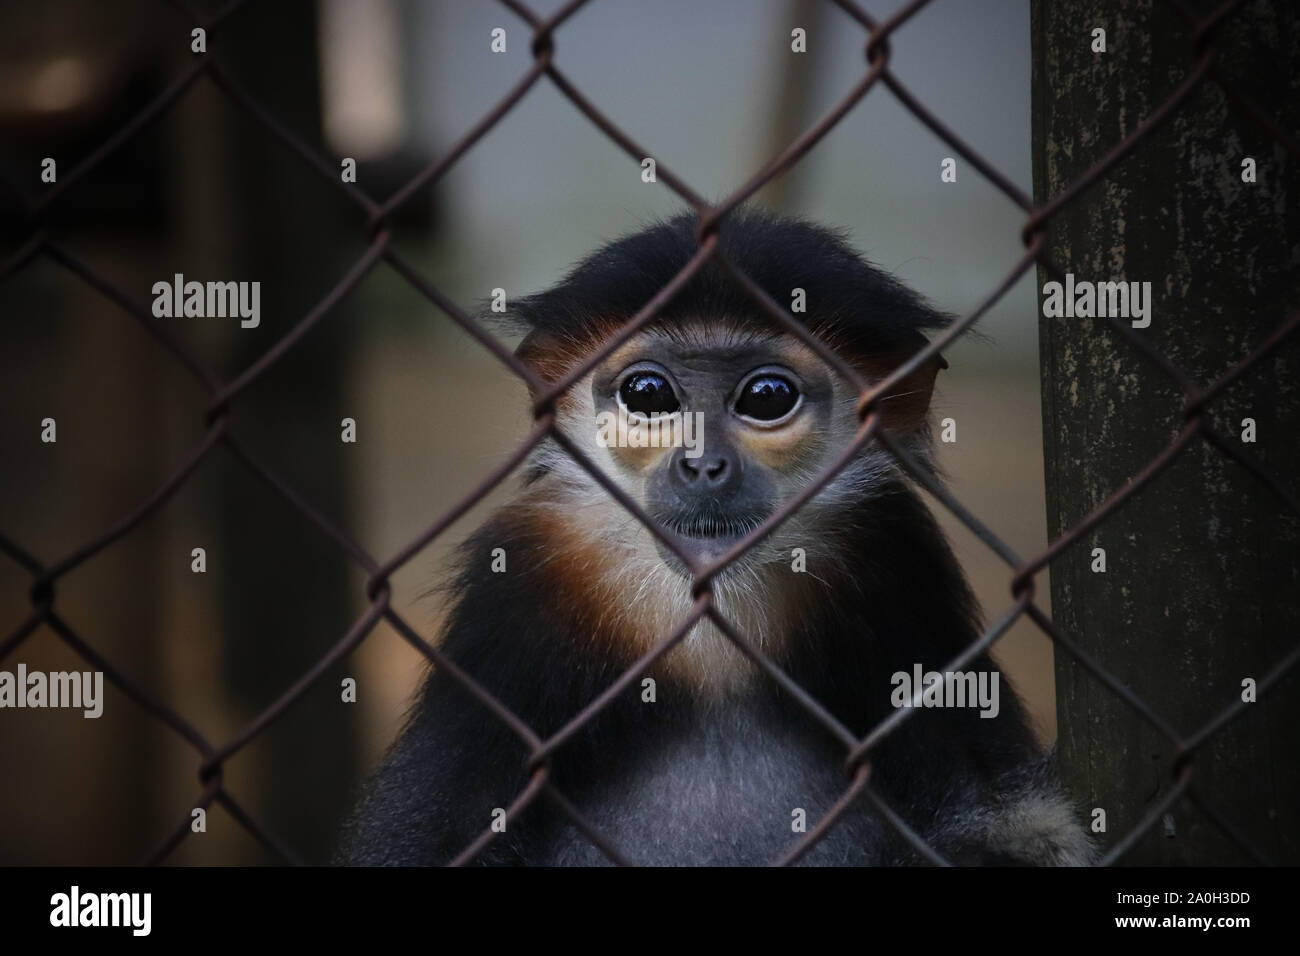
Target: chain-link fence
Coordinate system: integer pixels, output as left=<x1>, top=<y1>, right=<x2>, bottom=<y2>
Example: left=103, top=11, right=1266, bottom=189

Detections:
left=1, top=0, right=1296, bottom=866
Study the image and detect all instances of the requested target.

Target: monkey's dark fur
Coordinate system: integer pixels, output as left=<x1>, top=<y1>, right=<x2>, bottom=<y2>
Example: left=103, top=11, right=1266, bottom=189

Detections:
left=506, top=209, right=947, bottom=359
left=337, top=212, right=1092, bottom=866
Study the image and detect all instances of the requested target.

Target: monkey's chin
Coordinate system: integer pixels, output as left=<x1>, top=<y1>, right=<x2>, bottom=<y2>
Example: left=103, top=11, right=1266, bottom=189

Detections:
left=653, top=530, right=751, bottom=578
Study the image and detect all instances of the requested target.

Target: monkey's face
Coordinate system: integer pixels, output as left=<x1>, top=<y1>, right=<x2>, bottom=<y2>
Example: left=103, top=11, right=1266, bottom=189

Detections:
left=520, top=315, right=940, bottom=583
left=585, top=322, right=858, bottom=570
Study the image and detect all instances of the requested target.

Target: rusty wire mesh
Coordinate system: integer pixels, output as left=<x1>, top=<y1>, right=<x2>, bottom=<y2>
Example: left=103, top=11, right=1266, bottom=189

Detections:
left=1, top=0, right=1297, bottom=867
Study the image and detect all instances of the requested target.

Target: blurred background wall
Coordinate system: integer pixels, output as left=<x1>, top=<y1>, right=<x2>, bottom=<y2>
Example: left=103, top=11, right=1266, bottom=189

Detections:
left=0, top=0, right=1050, bottom=864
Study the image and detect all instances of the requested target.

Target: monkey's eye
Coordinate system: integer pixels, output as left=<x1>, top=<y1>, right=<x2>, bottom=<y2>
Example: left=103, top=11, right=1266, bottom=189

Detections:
left=619, top=371, right=680, bottom=415
left=735, top=374, right=799, bottom=422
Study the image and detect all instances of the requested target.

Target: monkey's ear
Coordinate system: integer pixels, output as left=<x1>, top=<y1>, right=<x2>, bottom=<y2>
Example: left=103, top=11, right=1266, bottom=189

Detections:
left=863, top=351, right=947, bottom=433
left=515, top=328, right=571, bottom=386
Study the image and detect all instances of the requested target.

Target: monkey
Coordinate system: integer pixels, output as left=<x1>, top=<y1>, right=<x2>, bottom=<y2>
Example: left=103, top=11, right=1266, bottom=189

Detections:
left=336, top=209, right=1094, bottom=866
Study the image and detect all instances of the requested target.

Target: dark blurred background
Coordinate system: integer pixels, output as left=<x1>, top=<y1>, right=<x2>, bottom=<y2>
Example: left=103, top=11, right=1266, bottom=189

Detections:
left=0, top=0, right=1056, bottom=864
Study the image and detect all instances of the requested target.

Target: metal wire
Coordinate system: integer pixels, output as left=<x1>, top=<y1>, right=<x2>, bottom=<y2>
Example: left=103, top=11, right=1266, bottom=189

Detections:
left=1, top=0, right=1296, bottom=867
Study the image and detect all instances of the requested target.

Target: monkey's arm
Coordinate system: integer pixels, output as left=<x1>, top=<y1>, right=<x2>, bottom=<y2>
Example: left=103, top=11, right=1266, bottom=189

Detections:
left=334, top=671, right=534, bottom=866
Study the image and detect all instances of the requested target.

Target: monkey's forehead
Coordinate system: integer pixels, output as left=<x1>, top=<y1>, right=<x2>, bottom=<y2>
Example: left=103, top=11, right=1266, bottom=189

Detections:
left=595, top=321, right=826, bottom=367
left=637, top=318, right=794, bottom=348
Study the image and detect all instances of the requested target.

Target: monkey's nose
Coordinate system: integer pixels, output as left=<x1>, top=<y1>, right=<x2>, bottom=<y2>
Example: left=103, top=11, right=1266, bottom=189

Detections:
left=676, top=452, right=735, bottom=489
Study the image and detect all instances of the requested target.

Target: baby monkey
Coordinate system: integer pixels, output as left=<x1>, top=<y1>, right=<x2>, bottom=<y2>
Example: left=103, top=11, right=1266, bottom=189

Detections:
left=338, top=210, right=1092, bottom=866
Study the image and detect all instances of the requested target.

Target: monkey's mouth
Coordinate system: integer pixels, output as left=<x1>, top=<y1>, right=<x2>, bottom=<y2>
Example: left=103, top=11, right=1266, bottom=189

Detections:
left=654, top=511, right=768, bottom=567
